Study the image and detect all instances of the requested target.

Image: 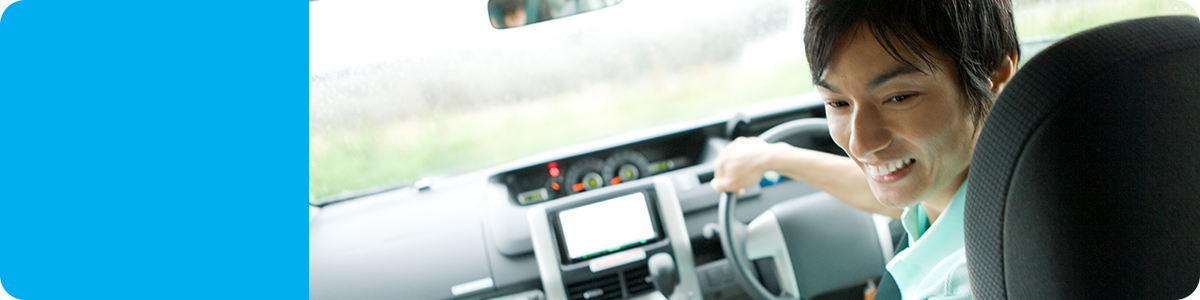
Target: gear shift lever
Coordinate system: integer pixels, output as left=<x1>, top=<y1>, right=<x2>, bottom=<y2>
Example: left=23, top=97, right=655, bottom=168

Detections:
left=648, top=253, right=679, bottom=298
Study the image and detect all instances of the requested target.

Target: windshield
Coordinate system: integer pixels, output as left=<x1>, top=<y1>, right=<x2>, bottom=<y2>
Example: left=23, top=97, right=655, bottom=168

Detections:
left=309, top=0, right=1195, bottom=205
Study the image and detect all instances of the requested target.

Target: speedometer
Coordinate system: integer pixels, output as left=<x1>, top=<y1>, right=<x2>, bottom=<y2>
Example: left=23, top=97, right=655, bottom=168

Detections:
left=603, top=150, right=649, bottom=186
left=564, top=157, right=605, bottom=195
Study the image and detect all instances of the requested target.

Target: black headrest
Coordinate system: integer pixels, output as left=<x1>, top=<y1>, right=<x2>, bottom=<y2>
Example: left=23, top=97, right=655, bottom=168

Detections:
left=965, top=16, right=1200, bottom=300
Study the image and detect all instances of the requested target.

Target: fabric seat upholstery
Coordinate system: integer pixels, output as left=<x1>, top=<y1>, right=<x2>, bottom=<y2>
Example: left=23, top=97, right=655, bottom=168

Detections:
left=965, top=15, right=1200, bottom=299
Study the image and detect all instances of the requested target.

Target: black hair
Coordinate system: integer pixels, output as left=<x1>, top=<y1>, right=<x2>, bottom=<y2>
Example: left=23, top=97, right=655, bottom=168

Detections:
left=804, top=0, right=1020, bottom=127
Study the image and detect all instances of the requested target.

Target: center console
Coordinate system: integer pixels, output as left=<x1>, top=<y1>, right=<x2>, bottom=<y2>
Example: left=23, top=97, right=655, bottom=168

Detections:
left=527, top=177, right=701, bottom=300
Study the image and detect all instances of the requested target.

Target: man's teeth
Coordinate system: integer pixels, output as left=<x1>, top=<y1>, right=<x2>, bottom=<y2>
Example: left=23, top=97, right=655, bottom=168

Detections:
left=869, top=158, right=915, bottom=177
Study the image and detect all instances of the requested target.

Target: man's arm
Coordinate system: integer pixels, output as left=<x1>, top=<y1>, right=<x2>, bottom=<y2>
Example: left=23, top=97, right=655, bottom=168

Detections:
left=710, top=137, right=903, bottom=219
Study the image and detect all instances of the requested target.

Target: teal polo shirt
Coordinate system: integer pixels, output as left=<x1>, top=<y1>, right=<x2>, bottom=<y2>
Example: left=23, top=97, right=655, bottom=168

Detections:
left=885, top=181, right=972, bottom=300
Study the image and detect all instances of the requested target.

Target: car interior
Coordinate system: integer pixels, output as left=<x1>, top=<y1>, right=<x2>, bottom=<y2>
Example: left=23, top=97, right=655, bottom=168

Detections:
left=308, top=2, right=1200, bottom=300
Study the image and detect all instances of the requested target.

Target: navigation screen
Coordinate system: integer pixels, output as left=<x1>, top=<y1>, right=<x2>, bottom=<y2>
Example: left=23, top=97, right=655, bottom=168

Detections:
left=557, top=192, right=658, bottom=261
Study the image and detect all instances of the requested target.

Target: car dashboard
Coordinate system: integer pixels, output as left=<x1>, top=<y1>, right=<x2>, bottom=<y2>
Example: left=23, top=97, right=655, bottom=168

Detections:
left=308, top=94, right=885, bottom=300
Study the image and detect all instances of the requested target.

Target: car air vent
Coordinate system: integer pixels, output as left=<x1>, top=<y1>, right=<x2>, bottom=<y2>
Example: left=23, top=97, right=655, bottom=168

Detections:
left=623, top=263, right=655, bottom=297
left=566, top=273, right=622, bottom=300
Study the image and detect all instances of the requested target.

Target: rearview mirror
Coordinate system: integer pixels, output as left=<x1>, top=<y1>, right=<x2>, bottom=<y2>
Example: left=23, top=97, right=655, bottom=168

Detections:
left=488, top=0, right=623, bottom=29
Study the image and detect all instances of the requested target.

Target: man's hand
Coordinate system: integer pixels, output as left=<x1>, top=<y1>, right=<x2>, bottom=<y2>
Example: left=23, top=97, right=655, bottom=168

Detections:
left=711, top=137, right=779, bottom=193
left=710, top=136, right=903, bottom=218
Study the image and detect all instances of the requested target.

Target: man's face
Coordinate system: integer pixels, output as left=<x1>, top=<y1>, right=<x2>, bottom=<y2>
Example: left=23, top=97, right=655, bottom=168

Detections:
left=817, top=25, right=978, bottom=208
left=504, top=7, right=527, bottom=28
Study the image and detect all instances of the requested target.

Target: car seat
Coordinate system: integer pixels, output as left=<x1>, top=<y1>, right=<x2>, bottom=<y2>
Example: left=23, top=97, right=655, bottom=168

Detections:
left=964, top=15, right=1200, bottom=299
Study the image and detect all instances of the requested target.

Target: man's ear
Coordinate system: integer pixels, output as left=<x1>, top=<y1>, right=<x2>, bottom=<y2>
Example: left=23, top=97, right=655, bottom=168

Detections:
left=989, top=51, right=1019, bottom=96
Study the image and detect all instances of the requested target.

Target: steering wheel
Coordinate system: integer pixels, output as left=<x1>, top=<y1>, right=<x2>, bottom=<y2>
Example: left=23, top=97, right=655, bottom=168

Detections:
left=717, top=118, right=830, bottom=300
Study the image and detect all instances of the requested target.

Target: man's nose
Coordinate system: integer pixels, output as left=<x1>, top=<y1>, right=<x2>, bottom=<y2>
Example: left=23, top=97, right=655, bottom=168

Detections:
left=848, top=106, right=891, bottom=160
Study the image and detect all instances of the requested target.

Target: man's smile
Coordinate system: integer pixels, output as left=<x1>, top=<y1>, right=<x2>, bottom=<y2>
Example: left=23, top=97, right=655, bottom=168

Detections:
left=864, top=158, right=916, bottom=183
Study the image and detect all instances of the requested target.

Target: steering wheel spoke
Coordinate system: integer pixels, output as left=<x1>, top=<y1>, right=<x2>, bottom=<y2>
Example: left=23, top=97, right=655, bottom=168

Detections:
left=719, top=191, right=796, bottom=300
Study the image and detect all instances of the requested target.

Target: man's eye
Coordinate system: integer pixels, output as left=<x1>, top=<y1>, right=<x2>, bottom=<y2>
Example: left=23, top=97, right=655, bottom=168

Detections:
left=889, top=94, right=912, bottom=102
left=826, top=101, right=849, bottom=108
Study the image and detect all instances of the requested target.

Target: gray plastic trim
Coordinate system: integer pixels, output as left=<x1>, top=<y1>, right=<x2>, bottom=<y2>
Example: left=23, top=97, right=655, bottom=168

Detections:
left=653, top=176, right=703, bottom=300
left=451, top=277, right=495, bottom=296
left=492, top=182, right=535, bottom=255
left=487, top=290, right=546, bottom=300
left=744, top=211, right=801, bottom=297
left=772, top=192, right=886, bottom=299
left=527, top=205, right=568, bottom=300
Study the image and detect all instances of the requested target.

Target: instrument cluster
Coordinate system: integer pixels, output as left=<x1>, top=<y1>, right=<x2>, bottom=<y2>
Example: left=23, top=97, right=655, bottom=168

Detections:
left=500, top=131, right=706, bottom=205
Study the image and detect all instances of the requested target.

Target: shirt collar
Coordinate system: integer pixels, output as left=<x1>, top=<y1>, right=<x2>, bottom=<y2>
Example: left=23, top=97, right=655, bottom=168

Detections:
left=896, top=180, right=969, bottom=265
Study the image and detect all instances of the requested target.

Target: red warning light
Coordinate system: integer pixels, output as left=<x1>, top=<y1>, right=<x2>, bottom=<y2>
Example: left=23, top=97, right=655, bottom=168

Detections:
left=610, top=177, right=621, bottom=185
left=572, top=183, right=584, bottom=192
left=551, top=182, right=560, bottom=191
left=549, top=162, right=560, bottom=177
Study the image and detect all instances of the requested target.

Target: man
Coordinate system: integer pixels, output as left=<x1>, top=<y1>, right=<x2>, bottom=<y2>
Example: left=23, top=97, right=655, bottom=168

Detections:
left=489, top=0, right=527, bottom=29
left=489, top=0, right=554, bottom=29
left=711, top=0, right=1020, bottom=299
